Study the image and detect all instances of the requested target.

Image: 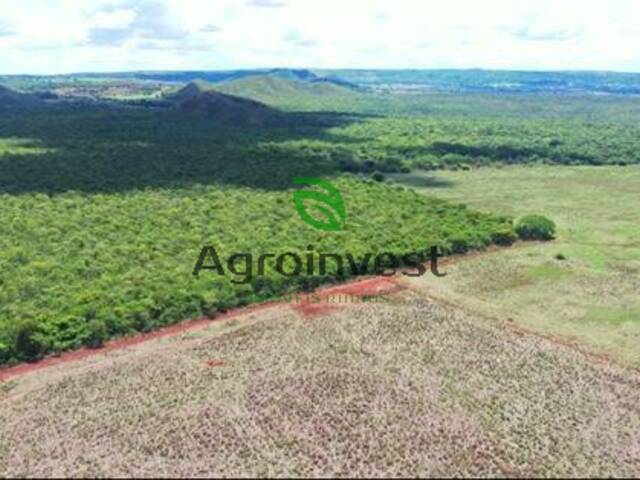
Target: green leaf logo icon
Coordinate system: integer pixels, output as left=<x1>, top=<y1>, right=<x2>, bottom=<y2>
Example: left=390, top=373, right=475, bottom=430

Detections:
left=293, top=177, right=346, bottom=231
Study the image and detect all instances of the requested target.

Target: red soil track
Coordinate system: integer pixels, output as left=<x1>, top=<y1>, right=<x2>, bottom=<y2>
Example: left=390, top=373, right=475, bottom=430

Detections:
left=290, top=276, right=403, bottom=317
left=0, top=276, right=403, bottom=383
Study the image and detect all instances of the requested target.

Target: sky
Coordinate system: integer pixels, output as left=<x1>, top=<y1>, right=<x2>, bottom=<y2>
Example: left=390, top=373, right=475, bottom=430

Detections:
left=0, top=0, right=639, bottom=75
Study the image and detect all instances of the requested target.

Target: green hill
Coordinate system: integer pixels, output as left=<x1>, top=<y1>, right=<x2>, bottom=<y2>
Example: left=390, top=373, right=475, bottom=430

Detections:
left=165, top=79, right=213, bottom=103
left=166, top=75, right=361, bottom=120
left=168, top=80, right=277, bottom=126
left=215, top=74, right=361, bottom=109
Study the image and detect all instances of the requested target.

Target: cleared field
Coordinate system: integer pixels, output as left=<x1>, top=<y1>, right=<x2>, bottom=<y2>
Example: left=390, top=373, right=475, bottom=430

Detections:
left=393, top=165, right=640, bottom=366
left=1, top=288, right=639, bottom=477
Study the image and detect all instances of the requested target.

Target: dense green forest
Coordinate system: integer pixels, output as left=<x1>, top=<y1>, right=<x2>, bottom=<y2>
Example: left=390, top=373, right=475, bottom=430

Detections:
left=0, top=101, right=516, bottom=364
left=1, top=73, right=639, bottom=364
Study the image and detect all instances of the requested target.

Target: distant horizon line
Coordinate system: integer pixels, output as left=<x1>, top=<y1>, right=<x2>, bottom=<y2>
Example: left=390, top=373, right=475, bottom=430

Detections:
left=3, top=66, right=640, bottom=77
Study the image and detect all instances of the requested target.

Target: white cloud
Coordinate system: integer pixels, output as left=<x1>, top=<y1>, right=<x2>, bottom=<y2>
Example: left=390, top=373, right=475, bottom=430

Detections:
left=90, top=9, right=136, bottom=29
left=0, top=0, right=639, bottom=74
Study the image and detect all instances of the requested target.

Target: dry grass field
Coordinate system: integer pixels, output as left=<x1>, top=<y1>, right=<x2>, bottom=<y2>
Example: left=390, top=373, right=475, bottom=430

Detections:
left=2, top=286, right=639, bottom=477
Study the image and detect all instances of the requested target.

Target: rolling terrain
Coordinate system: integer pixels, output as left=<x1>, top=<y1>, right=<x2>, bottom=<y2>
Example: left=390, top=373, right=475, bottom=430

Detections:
left=6, top=68, right=640, bottom=94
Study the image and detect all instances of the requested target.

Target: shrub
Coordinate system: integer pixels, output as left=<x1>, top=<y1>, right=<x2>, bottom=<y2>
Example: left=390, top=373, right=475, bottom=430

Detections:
left=14, top=319, right=48, bottom=361
left=362, top=160, right=376, bottom=172
left=555, top=253, right=567, bottom=260
left=371, top=171, right=385, bottom=182
left=338, top=158, right=361, bottom=173
left=449, top=234, right=471, bottom=253
left=84, top=319, right=108, bottom=349
left=515, top=215, right=556, bottom=241
left=491, top=225, right=518, bottom=246
left=0, top=342, right=10, bottom=364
